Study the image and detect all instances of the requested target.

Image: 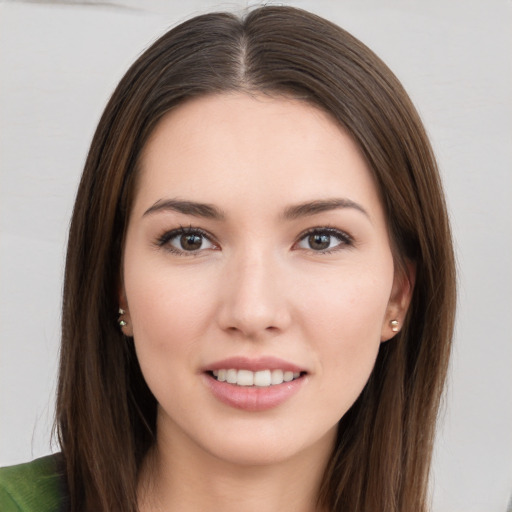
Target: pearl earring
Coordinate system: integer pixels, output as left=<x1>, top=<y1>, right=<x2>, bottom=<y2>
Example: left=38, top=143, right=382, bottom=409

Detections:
left=390, top=319, right=399, bottom=332
left=118, top=308, right=127, bottom=327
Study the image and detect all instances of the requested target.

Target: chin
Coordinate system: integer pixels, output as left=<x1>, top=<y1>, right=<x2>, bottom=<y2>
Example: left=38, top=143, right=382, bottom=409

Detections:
left=191, top=421, right=338, bottom=469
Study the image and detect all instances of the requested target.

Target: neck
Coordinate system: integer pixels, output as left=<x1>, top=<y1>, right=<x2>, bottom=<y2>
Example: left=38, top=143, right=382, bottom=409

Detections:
left=138, top=421, right=334, bottom=512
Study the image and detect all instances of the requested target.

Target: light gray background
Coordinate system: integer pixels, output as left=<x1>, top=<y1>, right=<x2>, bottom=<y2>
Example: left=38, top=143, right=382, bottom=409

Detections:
left=0, top=1, right=511, bottom=511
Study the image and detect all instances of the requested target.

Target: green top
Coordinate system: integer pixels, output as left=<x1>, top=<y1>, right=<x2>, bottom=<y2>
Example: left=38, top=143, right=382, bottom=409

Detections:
left=0, top=455, right=66, bottom=512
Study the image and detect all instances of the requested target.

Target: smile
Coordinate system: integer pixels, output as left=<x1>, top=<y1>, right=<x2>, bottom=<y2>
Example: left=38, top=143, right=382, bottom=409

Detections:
left=211, top=369, right=302, bottom=387
left=203, top=357, right=308, bottom=411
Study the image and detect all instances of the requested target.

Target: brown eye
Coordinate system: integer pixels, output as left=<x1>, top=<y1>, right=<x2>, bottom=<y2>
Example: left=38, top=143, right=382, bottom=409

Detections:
left=296, top=228, right=352, bottom=252
left=159, top=228, right=216, bottom=254
left=308, top=233, right=331, bottom=251
left=180, top=233, right=203, bottom=251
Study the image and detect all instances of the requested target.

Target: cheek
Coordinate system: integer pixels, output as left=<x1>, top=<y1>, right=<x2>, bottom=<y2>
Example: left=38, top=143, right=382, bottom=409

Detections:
left=302, top=270, right=392, bottom=410
left=303, top=265, right=392, bottom=340
left=126, top=251, right=214, bottom=324
left=125, top=268, right=222, bottom=421
left=124, top=259, right=219, bottom=374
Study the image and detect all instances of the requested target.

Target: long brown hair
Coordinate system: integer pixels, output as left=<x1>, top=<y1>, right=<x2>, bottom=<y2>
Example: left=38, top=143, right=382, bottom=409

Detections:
left=56, top=6, right=456, bottom=511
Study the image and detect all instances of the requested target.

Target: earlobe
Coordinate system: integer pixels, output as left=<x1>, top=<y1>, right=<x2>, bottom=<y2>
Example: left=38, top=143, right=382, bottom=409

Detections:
left=381, top=260, right=416, bottom=342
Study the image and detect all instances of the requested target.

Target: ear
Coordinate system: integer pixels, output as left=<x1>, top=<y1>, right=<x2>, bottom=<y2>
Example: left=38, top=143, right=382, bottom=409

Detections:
left=381, top=260, right=416, bottom=342
left=118, top=283, right=134, bottom=337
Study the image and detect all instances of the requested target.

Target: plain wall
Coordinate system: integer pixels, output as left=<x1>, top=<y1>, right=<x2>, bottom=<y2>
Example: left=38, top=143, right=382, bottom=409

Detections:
left=0, top=1, right=511, bottom=511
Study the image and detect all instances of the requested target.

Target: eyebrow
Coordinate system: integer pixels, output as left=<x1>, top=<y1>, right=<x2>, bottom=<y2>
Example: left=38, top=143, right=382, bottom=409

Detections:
left=143, top=197, right=369, bottom=222
left=143, top=199, right=225, bottom=220
left=282, top=198, right=370, bottom=220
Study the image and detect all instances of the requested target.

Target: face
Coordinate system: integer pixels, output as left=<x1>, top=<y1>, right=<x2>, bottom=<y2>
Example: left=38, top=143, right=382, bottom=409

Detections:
left=120, top=93, right=411, bottom=468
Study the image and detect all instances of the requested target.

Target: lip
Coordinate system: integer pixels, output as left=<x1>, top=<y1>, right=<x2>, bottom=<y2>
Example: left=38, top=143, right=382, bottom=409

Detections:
left=202, top=356, right=308, bottom=412
left=203, top=356, right=306, bottom=373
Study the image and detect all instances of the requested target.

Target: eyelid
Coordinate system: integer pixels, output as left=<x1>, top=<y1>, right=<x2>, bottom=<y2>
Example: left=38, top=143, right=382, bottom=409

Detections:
left=294, top=226, right=353, bottom=253
left=155, top=225, right=353, bottom=255
left=156, top=225, right=219, bottom=255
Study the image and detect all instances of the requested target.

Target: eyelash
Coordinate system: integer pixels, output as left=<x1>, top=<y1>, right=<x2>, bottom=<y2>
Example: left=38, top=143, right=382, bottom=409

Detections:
left=156, top=226, right=217, bottom=256
left=294, top=227, right=354, bottom=253
left=155, top=226, right=353, bottom=256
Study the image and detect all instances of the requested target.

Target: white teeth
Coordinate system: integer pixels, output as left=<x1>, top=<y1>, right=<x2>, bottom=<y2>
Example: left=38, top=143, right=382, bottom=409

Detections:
left=211, top=368, right=302, bottom=387
left=271, top=369, right=284, bottom=385
left=283, top=371, right=294, bottom=382
left=237, top=369, right=254, bottom=386
left=226, top=369, right=237, bottom=384
left=254, top=370, right=271, bottom=387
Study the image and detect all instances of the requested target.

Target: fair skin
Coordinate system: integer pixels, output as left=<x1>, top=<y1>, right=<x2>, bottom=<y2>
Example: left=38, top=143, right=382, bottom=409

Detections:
left=120, top=93, right=412, bottom=511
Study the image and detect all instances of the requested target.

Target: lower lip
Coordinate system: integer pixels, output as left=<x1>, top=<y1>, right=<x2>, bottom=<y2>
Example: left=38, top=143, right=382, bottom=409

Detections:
left=203, top=373, right=306, bottom=411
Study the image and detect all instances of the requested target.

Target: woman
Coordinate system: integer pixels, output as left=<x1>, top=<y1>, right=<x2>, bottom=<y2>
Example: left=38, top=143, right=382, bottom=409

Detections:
left=0, top=6, right=456, bottom=512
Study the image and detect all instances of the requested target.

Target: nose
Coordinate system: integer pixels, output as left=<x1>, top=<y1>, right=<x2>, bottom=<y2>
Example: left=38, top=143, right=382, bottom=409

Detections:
left=216, top=250, right=291, bottom=339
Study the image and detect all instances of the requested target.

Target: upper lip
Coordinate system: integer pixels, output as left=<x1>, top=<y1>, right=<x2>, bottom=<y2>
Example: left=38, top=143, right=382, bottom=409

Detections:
left=203, top=356, right=307, bottom=373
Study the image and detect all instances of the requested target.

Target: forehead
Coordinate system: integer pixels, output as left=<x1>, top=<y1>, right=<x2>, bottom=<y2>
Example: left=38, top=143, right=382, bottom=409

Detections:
left=134, top=92, right=383, bottom=222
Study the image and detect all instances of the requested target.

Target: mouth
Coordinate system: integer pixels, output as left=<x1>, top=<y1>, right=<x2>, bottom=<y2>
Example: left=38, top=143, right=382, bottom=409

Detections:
left=202, top=356, right=308, bottom=411
left=208, top=369, right=306, bottom=387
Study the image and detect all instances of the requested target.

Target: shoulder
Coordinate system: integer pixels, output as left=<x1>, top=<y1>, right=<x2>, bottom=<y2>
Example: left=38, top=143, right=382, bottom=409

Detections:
left=0, top=454, right=67, bottom=512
